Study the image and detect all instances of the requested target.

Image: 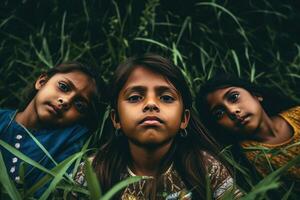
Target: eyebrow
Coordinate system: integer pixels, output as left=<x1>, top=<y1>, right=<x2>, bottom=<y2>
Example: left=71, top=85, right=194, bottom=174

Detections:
left=121, top=86, right=145, bottom=97
left=223, top=88, right=236, bottom=100
left=209, top=88, right=236, bottom=112
left=63, top=77, right=90, bottom=104
left=123, top=85, right=179, bottom=96
left=156, top=86, right=179, bottom=95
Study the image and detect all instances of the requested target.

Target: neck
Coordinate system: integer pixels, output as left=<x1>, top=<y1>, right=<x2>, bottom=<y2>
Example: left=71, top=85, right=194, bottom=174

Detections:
left=128, top=140, right=173, bottom=177
left=251, top=111, right=279, bottom=142
left=15, top=100, right=38, bottom=129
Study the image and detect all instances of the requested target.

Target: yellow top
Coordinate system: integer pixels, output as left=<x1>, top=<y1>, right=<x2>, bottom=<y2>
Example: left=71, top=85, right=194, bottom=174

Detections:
left=241, top=106, right=300, bottom=183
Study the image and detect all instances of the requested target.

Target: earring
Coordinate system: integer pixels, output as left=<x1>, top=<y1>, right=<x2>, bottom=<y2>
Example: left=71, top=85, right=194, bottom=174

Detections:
left=115, top=128, right=122, bottom=137
left=180, top=129, right=188, bottom=137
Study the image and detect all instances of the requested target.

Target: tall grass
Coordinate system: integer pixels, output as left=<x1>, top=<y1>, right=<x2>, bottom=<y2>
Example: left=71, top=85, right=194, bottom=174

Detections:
left=1, top=0, right=300, bottom=199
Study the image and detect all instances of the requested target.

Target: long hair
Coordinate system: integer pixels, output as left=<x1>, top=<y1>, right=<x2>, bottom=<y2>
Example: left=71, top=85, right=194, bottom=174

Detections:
left=93, top=53, right=221, bottom=199
left=196, top=73, right=297, bottom=191
left=20, top=61, right=103, bottom=130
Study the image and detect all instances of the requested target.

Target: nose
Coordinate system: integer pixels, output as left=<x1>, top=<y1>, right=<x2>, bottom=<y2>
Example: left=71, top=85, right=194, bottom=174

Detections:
left=227, top=105, right=241, bottom=120
left=57, top=96, right=71, bottom=110
left=143, top=96, right=159, bottom=112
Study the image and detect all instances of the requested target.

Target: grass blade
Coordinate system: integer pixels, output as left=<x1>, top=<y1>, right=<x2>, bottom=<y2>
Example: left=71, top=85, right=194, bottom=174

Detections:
left=38, top=152, right=85, bottom=200
left=84, top=159, right=102, bottom=199
left=0, top=140, right=55, bottom=176
left=241, top=154, right=300, bottom=199
left=101, top=176, right=143, bottom=200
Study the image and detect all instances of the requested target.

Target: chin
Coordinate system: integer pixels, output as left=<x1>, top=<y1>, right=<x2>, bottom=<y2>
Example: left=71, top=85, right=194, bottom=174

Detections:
left=132, top=137, right=173, bottom=149
left=145, top=141, right=174, bottom=149
left=142, top=142, right=161, bottom=149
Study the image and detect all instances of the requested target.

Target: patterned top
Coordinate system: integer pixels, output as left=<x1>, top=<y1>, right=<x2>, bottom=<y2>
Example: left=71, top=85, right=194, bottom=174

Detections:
left=0, top=109, right=89, bottom=196
left=74, top=151, right=242, bottom=200
left=241, top=106, right=300, bottom=187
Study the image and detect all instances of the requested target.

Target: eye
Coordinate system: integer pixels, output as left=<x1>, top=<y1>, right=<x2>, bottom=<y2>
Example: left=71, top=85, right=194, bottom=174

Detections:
left=228, top=92, right=239, bottom=103
left=58, top=82, right=69, bottom=92
left=74, top=100, right=88, bottom=113
left=160, top=95, right=175, bottom=103
left=127, top=95, right=143, bottom=103
left=212, top=109, right=225, bottom=120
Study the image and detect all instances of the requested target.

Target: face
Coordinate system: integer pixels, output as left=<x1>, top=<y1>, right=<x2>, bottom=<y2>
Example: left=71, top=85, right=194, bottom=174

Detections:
left=112, top=66, right=190, bottom=148
left=206, top=87, right=265, bottom=135
left=32, top=70, right=97, bottom=127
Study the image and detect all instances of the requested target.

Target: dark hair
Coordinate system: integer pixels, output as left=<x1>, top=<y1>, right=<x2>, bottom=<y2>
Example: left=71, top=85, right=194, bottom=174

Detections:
left=21, top=61, right=103, bottom=130
left=196, top=73, right=297, bottom=191
left=196, top=73, right=297, bottom=144
left=93, top=53, right=222, bottom=199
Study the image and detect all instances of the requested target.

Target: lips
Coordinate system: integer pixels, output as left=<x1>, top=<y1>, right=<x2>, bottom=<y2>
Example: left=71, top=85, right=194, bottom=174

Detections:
left=47, top=103, right=62, bottom=116
left=139, top=116, right=163, bottom=125
left=236, top=114, right=250, bottom=126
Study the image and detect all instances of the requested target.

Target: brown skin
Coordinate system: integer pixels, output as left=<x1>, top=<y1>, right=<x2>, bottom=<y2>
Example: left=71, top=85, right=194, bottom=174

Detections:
left=111, top=66, right=190, bottom=176
left=206, top=87, right=293, bottom=144
left=15, top=70, right=97, bottom=129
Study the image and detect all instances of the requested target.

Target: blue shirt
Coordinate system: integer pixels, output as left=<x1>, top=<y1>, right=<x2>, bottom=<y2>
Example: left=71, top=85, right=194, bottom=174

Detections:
left=0, top=109, right=90, bottom=196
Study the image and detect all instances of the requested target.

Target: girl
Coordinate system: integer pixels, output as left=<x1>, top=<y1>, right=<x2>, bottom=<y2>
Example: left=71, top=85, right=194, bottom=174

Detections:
left=75, top=54, right=241, bottom=199
left=0, top=61, right=102, bottom=196
left=197, top=74, right=300, bottom=192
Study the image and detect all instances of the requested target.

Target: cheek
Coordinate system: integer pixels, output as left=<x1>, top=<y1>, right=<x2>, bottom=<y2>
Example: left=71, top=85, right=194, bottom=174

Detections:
left=119, top=112, right=134, bottom=124
left=167, top=106, right=181, bottom=116
left=217, top=118, right=234, bottom=129
left=118, top=105, right=137, bottom=125
left=65, top=108, right=82, bottom=120
left=163, top=106, right=183, bottom=123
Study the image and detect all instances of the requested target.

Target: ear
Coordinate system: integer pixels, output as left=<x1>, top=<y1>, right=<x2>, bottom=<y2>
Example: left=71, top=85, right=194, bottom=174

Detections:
left=35, top=74, right=48, bottom=90
left=110, top=109, right=121, bottom=129
left=180, top=109, right=190, bottom=129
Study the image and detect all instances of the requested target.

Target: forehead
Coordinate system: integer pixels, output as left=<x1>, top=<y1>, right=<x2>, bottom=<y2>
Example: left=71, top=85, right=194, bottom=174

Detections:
left=51, top=70, right=97, bottom=96
left=121, top=66, right=177, bottom=91
left=206, top=86, right=250, bottom=104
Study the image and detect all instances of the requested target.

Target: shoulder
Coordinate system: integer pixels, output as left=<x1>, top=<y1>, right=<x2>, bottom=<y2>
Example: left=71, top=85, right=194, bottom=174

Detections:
left=279, top=106, right=300, bottom=118
left=74, top=156, right=95, bottom=186
left=0, top=108, right=15, bottom=120
left=0, top=109, right=16, bottom=130
left=74, top=162, right=88, bottom=186
left=71, top=156, right=95, bottom=199
left=200, top=151, right=242, bottom=199
left=201, top=151, right=231, bottom=179
left=279, top=106, right=300, bottom=131
left=200, top=151, right=224, bottom=169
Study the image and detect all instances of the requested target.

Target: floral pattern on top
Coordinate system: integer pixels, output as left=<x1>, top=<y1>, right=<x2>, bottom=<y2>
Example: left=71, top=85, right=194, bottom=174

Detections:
left=74, top=151, right=242, bottom=199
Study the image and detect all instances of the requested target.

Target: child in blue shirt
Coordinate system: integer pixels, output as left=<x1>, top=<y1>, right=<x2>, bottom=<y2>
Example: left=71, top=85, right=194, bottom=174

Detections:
left=0, top=61, right=101, bottom=196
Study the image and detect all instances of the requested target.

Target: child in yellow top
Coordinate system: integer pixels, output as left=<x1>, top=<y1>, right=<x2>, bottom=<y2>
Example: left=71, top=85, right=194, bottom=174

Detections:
left=197, top=74, right=299, bottom=193
left=240, top=106, right=300, bottom=182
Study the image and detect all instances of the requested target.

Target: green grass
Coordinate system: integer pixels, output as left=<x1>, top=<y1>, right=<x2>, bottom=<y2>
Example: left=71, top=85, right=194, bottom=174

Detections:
left=1, top=0, right=300, bottom=199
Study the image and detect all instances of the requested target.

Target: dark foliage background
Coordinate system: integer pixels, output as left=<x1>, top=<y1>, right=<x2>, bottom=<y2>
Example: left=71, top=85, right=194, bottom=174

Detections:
left=1, top=0, right=299, bottom=109
left=0, top=0, right=300, bottom=199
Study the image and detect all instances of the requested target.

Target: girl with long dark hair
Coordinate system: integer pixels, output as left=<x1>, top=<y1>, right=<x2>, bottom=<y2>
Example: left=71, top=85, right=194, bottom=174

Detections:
left=75, top=54, right=241, bottom=199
